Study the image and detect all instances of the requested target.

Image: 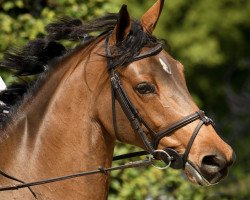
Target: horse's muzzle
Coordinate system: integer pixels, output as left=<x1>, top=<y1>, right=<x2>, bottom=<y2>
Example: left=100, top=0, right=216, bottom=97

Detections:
left=184, top=151, right=236, bottom=186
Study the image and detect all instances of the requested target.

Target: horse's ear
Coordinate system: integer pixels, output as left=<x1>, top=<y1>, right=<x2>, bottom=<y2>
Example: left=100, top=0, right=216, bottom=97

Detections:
left=141, top=0, right=164, bottom=34
left=109, top=5, right=131, bottom=46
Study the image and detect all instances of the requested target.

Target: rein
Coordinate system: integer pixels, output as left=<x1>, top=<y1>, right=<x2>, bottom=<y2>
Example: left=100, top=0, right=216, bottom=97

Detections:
left=0, top=33, right=214, bottom=198
left=0, top=159, right=153, bottom=194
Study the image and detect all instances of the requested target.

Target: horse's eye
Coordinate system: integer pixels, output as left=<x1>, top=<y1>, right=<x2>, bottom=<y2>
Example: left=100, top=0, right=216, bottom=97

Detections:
left=135, top=82, right=156, bottom=94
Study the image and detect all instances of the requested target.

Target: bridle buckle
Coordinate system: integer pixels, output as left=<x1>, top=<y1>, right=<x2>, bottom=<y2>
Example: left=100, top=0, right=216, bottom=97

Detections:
left=201, top=116, right=215, bottom=126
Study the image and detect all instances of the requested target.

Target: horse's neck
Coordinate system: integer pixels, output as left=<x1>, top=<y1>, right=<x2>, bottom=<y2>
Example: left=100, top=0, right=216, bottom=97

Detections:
left=0, top=39, right=115, bottom=199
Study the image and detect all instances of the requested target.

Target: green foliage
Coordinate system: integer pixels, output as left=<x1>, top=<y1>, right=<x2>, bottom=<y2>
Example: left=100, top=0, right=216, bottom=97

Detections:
left=0, top=0, right=120, bottom=84
left=0, top=0, right=249, bottom=199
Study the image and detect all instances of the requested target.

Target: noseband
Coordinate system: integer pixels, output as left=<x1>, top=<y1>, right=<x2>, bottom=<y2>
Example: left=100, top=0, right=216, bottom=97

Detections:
left=106, top=33, right=214, bottom=169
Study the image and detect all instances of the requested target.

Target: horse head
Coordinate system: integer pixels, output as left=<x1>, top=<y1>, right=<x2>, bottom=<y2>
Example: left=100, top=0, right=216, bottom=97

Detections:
left=96, top=0, right=235, bottom=186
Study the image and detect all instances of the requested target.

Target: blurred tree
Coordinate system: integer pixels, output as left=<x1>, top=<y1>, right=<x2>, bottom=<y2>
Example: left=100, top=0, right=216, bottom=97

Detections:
left=0, top=0, right=249, bottom=199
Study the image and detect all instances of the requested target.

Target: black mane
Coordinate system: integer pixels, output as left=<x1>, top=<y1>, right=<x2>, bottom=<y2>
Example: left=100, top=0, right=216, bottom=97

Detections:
left=0, top=12, right=163, bottom=129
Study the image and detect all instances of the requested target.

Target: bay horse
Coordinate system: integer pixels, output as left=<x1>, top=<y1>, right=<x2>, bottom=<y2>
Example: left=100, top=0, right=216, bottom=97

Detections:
left=0, top=0, right=235, bottom=199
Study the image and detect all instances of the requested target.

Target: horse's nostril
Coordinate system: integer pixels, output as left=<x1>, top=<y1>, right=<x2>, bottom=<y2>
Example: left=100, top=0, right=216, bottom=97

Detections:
left=202, top=155, right=219, bottom=167
left=201, top=155, right=226, bottom=174
left=200, top=154, right=231, bottom=184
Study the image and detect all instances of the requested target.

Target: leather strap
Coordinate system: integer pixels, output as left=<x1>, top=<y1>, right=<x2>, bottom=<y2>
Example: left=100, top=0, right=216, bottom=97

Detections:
left=110, top=72, right=155, bottom=155
left=152, top=111, right=206, bottom=148
left=0, top=170, right=37, bottom=198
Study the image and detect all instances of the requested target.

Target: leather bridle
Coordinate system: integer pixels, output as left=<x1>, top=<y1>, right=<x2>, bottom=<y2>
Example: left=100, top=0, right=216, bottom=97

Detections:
left=0, top=33, right=215, bottom=197
left=106, top=32, right=214, bottom=169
